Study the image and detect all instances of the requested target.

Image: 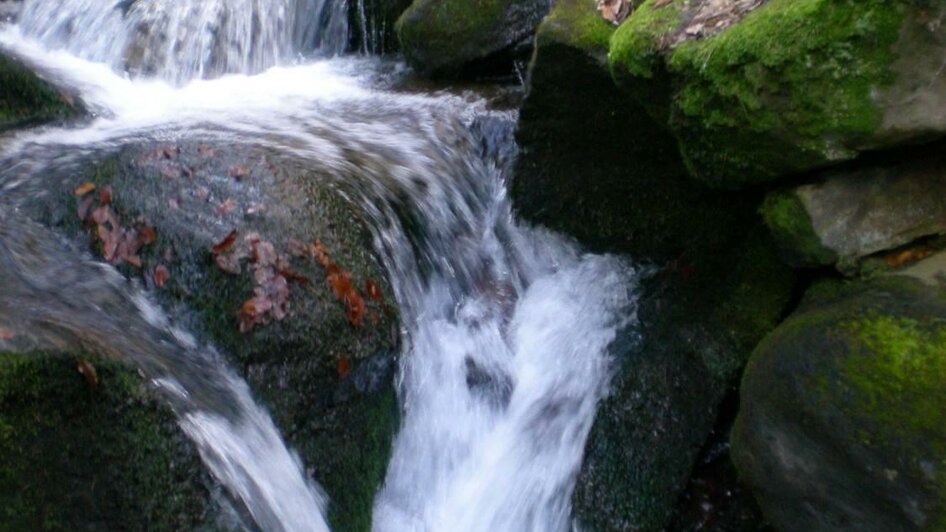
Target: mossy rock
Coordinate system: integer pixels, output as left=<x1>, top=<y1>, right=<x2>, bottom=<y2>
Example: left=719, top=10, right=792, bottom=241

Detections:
left=395, top=0, right=549, bottom=76
left=0, top=351, right=215, bottom=531
left=761, top=150, right=946, bottom=270
left=20, top=142, right=400, bottom=532
left=733, top=275, right=946, bottom=531
left=514, top=3, right=794, bottom=528
left=610, top=0, right=946, bottom=188
left=0, top=53, right=82, bottom=133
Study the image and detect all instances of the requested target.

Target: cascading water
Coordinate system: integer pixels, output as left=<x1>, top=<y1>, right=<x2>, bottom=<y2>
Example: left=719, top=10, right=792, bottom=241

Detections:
left=0, top=1, right=641, bottom=530
left=15, top=0, right=348, bottom=83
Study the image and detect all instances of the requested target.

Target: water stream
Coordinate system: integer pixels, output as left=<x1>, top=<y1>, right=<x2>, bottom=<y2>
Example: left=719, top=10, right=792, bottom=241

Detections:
left=0, top=2, right=640, bottom=531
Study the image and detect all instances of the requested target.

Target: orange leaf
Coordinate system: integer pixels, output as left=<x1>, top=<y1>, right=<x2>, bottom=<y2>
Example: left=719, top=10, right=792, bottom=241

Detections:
left=364, top=279, right=383, bottom=302
left=74, top=181, right=96, bottom=196
left=138, top=224, right=157, bottom=245
left=212, top=230, right=238, bottom=255
left=98, top=184, right=113, bottom=205
left=153, top=264, right=170, bottom=288
left=77, top=359, right=98, bottom=387
left=345, top=290, right=366, bottom=327
left=310, top=240, right=331, bottom=267
left=336, top=356, right=351, bottom=378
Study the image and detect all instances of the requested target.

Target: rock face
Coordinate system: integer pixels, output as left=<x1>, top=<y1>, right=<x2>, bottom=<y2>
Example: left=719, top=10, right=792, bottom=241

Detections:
left=395, top=0, right=550, bottom=75
left=0, top=53, right=81, bottom=133
left=733, top=274, right=946, bottom=532
left=348, top=0, right=413, bottom=54
left=16, top=142, right=400, bottom=532
left=514, top=0, right=794, bottom=529
left=761, top=151, right=946, bottom=270
left=609, top=0, right=946, bottom=188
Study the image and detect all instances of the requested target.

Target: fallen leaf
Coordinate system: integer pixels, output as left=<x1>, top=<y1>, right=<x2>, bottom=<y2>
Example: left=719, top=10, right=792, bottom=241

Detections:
left=336, top=356, right=351, bottom=378
left=279, top=267, right=310, bottom=285
left=310, top=240, right=331, bottom=267
left=138, top=224, right=157, bottom=245
left=77, top=359, right=98, bottom=387
left=344, top=290, right=366, bottom=327
left=215, top=198, right=237, bottom=216
left=286, top=238, right=308, bottom=258
left=597, top=0, right=631, bottom=24
left=0, top=329, right=13, bottom=340
left=212, top=230, right=238, bottom=255
left=74, top=181, right=96, bottom=196
left=153, top=264, right=170, bottom=288
left=98, top=185, right=113, bottom=205
left=229, top=165, right=251, bottom=179
left=364, top=279, right=383, bottom=302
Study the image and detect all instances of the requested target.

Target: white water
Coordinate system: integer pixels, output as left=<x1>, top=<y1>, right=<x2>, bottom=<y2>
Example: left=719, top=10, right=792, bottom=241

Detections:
left=15, top=0, right=347, bottom=83
left=0, top=2, right=640, bottom=530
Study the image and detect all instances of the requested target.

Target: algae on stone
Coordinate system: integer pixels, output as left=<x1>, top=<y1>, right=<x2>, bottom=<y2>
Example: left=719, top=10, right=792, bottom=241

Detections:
left=0, top=53, right=80, bottom=132
left=733, top=275, right=946, bottom=532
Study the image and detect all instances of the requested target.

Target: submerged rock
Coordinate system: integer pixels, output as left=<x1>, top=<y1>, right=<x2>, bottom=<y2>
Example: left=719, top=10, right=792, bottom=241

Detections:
left=514, top=0, right=793, bottom=528
left=0, top=52, right=82, bottom=133
left=609, top=0, right=946, bottom=188
left=733, top=274, right=946, bottom=532
left=18, top=141, right=400, bottom=532
left=761, top=151, right=946, bottom=270
left=395, top=0, right=550, bottom=76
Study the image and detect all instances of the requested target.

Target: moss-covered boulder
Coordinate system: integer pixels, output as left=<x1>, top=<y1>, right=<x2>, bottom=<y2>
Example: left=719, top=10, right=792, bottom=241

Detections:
left=395, top=0, right=550, bottom=76
left=0, top=350, right=217, bottom=531
left=514, top=1, right=794, bottom=529
left=733, top=274, right=946, bottom=532
left=19, top=141, right=400, bottom=532
left=761, top=150, right=946, bottom=270
left=610, top=0, right=946, bottom=188
left=1, top=52, right=81, bottom=133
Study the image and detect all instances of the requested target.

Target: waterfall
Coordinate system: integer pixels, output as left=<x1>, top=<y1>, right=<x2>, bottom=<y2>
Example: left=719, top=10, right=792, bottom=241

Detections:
left=15, top=0, right=348, bottom=84
left=0, top=1, right=640, bottom=529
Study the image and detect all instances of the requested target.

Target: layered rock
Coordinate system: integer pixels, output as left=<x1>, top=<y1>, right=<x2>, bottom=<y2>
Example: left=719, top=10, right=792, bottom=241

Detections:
left=733, top=273, right=946, bottom=532
left=761, top=151, right=946, bottom=270
left=395, top=0, right=550, bottom=75
left=610, top=0, right=946, bottom=188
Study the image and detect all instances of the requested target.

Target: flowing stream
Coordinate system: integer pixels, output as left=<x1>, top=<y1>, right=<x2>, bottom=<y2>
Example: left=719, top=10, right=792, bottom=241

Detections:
left=0, top=1, right=640, bottom=531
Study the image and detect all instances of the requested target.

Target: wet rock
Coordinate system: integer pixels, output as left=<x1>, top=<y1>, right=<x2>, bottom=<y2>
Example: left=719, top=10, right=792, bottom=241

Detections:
left=22, top=141, right=400, bottom=532
left=348, top=0, right=413, bottom=54
left=733, top=274, right=946, bottom=532
left=513, top=0, right=794, bottom=528
left=0, top=52, right=82, bottom=133
left=761, top=152, right=946, bottom=270
left=395, top=0, right=550, bottom=76
left=610, top=0, right=946, bottom=188
left=0, top=350, right=217, bottom=530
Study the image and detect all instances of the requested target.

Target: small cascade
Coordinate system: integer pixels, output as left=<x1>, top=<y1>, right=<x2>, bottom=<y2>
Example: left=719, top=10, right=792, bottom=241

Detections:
left=15, top=0, right=348, bottom=84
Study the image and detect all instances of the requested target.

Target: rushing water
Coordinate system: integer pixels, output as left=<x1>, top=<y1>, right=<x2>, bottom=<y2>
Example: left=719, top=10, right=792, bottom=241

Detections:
left=0, top=1, right=640, bottom=531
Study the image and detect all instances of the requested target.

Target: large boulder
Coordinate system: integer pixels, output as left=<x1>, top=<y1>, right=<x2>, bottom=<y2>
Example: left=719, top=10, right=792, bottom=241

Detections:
left=17, top=141, right=400, bottom=532
left=733, top=273, right=946, bottom=532
left=0, top=52, right=81, bottom=133
left=610, top=0, right=946, bottom=188
left=395, top=0, right=550, bottom=76
left=761, top=148, right=946, bottom=270
left=513, top=0, right=794, bottom=529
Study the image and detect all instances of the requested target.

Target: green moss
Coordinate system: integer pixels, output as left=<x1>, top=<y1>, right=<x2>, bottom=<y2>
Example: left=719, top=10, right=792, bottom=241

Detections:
left=609, top=0, right=683, bottom=79
left=537, top=0, right=615, bottom=57
left=843, top=314, right=946, bottom=441
left=760, top=190, right=837, bottom=267
left=395, top=0, right=509, bottom=72
left=0, top=54, right=79, bottom=131
left=667, top=0, right=903, bottom=185
left=0, top=351, right=211, bottom=530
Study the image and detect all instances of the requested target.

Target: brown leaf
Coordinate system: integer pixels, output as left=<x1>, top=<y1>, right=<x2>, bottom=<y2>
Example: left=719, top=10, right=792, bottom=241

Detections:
left=74, top=181, right=96, bottom=197
left=310, top=240, right=331, bottom=267
left=336, top=356, right=351, bottom=379
left=212, top=230, right=238, bottom=255
left=0, top=329, right=13, bottom=340
left=228, top=165, right=251, bottom=179
left=279, top=267, right=310, bottom=285
left=77, top=359, right=99, bottom=387
left=597, top=0, right=631, bottom=24
left=215, top=198, right=237, bottom=216
left=153, top=264, right=170, bottom=288
left=98, top=185, right=113, bottom=205
left=344, top=290, right=366, bottom=328
left=138, top=224, right=157, bottom=245
left=364, top=279, right=383, bottom=302
left=215, top=253, right=243, bottom=274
